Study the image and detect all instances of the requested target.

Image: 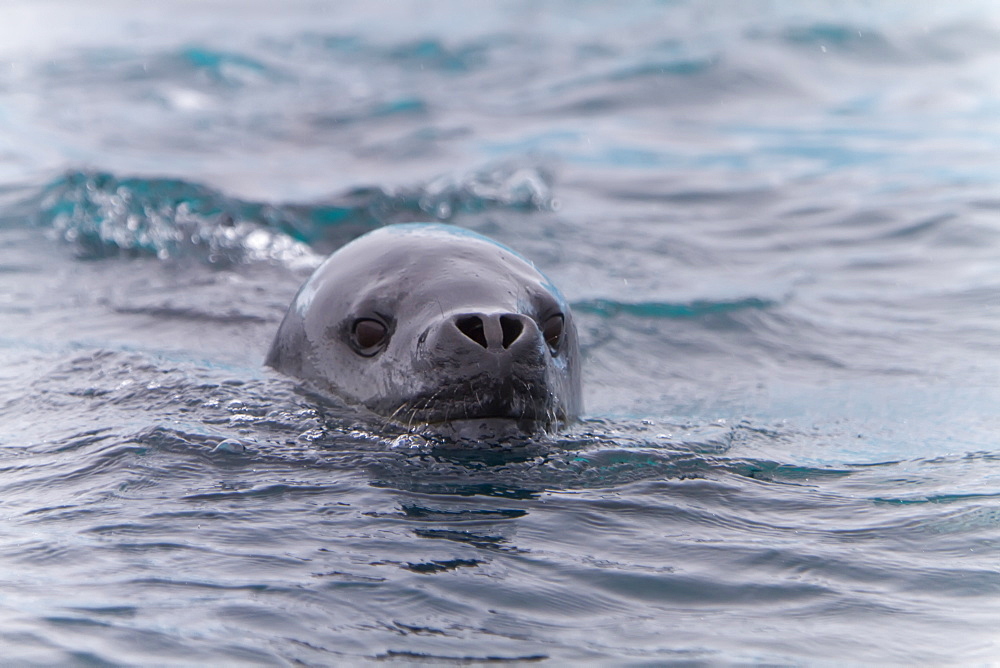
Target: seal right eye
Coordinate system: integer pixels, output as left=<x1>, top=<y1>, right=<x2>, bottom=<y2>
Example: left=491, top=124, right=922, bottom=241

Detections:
left=542, top=313, right=564, bottom=353
left=352, top=318, right=388, bottom=355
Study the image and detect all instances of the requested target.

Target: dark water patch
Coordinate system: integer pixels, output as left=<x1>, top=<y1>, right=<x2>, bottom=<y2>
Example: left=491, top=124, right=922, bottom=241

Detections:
left=388, top=620, right=449, bottom=636
left=411, top=528, right=507, bottom=548
left=969, top=197, right=1000, bottom=210
left=365, top=439, right=855, bottom=499
left=871, top=491, right=1000, bottom=506
left=291, top=31, right=508, bottom=73
left=388, top=39, right=489, bottom=72
left=395, top=504, right=527, bottom=521
left=182, top=482, right=346, bottom=503
left=378, top=650, right=548, bottom=663
left=177, top=46, right=277, bottom=86
left=37, top=45, right=283, bottom=91
left=604, top=184, right=775, bottom=206
left=370, top=473, right=545, bottom=500
left=589, top=568, right=833, bottom=606
left=290, top=32, right=364, bottom=55
left=726, top=458, right=854, bottom=483
left=308, top=96, right=429, bottom=127
left=606, top=56, right=716, bottom=81
left=2, top=440, right=151, bottom=490
left=543, top=60, right=783, bottom=115
left=749, top=20, right=1000, bottom=66
left=0, top=262, right=44, bottom=274
left=773, top=23, right=897, bottom=59
left=7, top=541, right=82, bottom=566
left=65, top=606, right=137, bottom=619
left=42, top=428, right=118, bottom=453
left=877, top=212, right=957, bottom=240
left=573, top=296, right=776, bottom=319
left=111, top=304, right=270, bottom=324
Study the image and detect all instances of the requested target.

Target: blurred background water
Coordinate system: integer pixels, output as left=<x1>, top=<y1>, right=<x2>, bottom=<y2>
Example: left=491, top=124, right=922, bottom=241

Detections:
left=1, top=0, right=999, bottom=663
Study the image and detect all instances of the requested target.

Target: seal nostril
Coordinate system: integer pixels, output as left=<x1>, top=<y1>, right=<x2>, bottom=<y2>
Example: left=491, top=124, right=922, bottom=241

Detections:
left=456, top=315, right=488, bottom=348
left=499, top=315, right=523, bottom=349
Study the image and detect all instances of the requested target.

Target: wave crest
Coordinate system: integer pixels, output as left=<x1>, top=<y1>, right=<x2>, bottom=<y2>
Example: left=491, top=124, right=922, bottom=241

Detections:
left=27, top=164, right=554, bottom=265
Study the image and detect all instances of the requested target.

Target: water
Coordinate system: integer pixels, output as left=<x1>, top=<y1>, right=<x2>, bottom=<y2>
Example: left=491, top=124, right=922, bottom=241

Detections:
left=1, top=0, right=999, bottom=663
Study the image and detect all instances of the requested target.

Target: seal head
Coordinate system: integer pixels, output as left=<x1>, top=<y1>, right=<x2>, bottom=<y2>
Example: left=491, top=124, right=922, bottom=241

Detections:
left=266, top=224, right=581, bottom=435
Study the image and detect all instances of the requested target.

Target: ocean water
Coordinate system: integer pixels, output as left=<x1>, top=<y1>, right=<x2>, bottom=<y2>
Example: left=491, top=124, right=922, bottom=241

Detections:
left=1, top=0, right=999, bottom=663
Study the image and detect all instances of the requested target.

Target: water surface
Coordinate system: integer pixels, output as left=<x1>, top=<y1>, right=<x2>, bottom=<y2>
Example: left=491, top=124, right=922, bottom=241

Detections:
left=1, top=1, right=999, bottom=663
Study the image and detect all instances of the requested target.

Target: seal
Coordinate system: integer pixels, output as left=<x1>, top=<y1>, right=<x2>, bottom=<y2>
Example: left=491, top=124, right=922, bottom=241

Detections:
left=266, top=223, right=581, bottom=437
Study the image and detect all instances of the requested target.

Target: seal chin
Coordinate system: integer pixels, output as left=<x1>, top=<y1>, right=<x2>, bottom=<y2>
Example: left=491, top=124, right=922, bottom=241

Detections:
left=423, top=417, right=552, bottom=442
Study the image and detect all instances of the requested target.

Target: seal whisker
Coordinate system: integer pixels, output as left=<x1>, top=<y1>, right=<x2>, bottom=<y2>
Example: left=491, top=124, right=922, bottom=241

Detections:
left=382, top=401, right=410, bottom=432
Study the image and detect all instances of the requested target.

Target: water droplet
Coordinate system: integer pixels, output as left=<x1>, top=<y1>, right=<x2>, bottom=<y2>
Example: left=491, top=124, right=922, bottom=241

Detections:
left=391, top=434, right=428, bottom=451
left=212, top=439, right=246, bottom=454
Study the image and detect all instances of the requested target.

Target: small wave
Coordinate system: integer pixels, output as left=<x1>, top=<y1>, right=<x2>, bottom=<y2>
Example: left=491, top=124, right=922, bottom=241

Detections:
left=36, top=45, right=283, bottom=91
left=766, top=23, right=897, bottom=59
left=292, top=31, right=514, bottom=74
left=361, top=419, right=854, bottom=497
left=386, top=38, right=490, bottom=72
left=24, top=164, right=554, bottom=264
left=176, top=46, right=278, bottom=87
left=749, top=20, right=1000, bottom=65
left=28, top=171, right=319, bottom=266
left=572, top=297, right=776, bottom=319
left=111, top=304, right=270, bottom=324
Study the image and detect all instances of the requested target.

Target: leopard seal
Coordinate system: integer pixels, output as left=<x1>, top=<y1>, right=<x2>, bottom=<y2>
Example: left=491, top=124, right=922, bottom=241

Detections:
left=266, top=223, right=581, bottom=438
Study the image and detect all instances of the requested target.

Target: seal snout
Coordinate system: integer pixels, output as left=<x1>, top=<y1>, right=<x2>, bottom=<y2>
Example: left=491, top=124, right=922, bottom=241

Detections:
left=398, top=310, right=552, bottom=424
left=453, top=312, right=534, bottom=353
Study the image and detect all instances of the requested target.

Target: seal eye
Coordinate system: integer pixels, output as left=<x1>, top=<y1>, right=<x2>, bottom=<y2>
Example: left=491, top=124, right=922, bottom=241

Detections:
left=542, top=314, right=564, bottom=353
left=352, top=318, right=388, bottom=355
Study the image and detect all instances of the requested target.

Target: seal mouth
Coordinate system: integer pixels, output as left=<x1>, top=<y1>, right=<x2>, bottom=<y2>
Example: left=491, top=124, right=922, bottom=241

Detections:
left=387, top=401, right=563, bottom=431
left=378, top=378, right=562, bottom=434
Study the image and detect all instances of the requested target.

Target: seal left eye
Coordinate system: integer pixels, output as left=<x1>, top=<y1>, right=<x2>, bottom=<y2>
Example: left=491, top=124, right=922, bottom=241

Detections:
left=352, top=318, right=388, bottom=354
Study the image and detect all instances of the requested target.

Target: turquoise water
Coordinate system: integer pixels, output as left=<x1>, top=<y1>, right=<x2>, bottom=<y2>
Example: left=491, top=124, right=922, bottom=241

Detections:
left=1, top=1, right=999, bottom=663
